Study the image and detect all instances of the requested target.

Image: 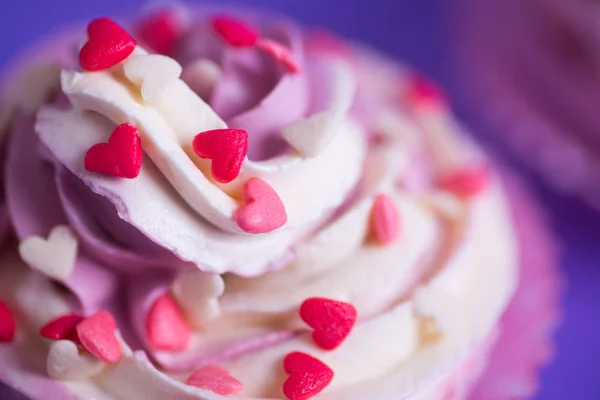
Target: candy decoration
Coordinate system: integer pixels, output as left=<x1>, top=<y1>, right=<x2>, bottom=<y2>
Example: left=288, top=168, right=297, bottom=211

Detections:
left=256, top=38, right=302, bottom=74
left=283, top=352, right=334, bottom=400
left=79, top=17, right=137, bottom=72
left=235, top=178, right=287, bottom=234
left=40, top=314, right=84, bottom=345
left=18, top=225, right=78, bottom=282
left=145, top=293, right=191, bottom=351
left=299, top=298, right=357, bottom=350
left=76, top=310, right=122, bottom=364
left=211, top=15, right=259, bottom=47
left=124, top=54, right=183, bottom=105
left=172, top=272, right=225, bottom=328
left=47, top=340, right=105, bottom=380
left=405, top=74, right=447, bottom=108
left=0, top=300, right=15, bottom=343
left=186, top=365, right=244, bottom=395
left=438, top=165, right=490, bottom=199
left=84, top=123, right=143, bottom=179
left=138, top=10, right=182, bottom=55
left=371, top=194, right=401, bottom=245
left=192, top=129, right=248, bottom=183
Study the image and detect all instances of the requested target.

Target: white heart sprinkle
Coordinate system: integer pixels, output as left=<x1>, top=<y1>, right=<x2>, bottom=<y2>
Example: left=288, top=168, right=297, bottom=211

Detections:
left=47, top=340, right=105, bottom=381
left=282, top=59, right=356, bottom=158
left=19, top=225, right=78, bottom=282
left=172, top=271, right=224, bottom=328
left=181, top=58, right=222, bottom=100
left=124, top=54, right=182, bottom=105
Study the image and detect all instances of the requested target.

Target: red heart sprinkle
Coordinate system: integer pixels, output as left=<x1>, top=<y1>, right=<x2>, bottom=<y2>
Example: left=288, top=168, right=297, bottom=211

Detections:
left=235, top=178, right=287, bottom=234
left=145, top=293, right=191, bottom=352
left=438, top=165, right=490, bottom=199
left=76, top=310, right=122, bottom=364
left=80, top=17, right=137, bottom=72
left=299, top=298, right=357, bottom=350
left=406, top=74, right=447, bottom=108
left=283, top=352, right=334, bottom=400
left=371, top=193, right=401, bottom=245
left=0, top=300, right=16, bottom=343
left=192, top=128, right=248, bottom=183
left=186, top=365, right=244, bottom=395
left=40, top=314, right=84, bottom=345
left=84, top=123, right=143, bottom=179
left=211, top=15, right=259, bottom=48
left=138, top=10, right=182, bottom=56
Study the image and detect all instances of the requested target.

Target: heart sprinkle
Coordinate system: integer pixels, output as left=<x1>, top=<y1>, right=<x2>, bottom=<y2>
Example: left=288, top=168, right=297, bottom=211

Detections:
left=283, top=352, right=334, bottom=400
left=256, top=38, right=302, bottom=74
left=18, top=225, right=78, bottom=282
left=438, top=165, right=490, bottom=199
left=40, top=314, right=84, bottom=345
left=186, top=365, right=244, bottom=395
left=211, top=15, right=259, bottom=48
left=235, top=178, right=287, bottom=234
left=79, top=18, right=137, bottom=72
left=405, top=74, right=447, bottom=108
left=0, top=300, right=15, bottom=343
left=138, top=10, right=182, bottom=55
left=192, top=129, right=248, bottom=183
left=47, top=340, right=105, bottom=381
left=299, top=298, right=357, bottom=350
left=145, top=293, right=191, bottom=352
left=76, top=310, right=122, bottom=364
left=124, top=54, right=183, bottom=105
left=371, top=193, right=401, bottom=245
left=84, top=123, right=143, bottom=179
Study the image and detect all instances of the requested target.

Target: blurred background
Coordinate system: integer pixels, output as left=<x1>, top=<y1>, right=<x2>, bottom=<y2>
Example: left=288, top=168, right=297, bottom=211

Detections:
left=0, top=0, right=599, bottom=399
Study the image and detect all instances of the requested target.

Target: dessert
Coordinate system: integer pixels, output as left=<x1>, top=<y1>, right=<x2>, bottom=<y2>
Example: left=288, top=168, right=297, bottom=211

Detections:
left=0, top=5, right=559, bottom=400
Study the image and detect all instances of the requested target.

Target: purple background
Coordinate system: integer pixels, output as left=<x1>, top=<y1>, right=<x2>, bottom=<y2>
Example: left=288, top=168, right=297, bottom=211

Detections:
left=1, top=1, right=599, bottom=399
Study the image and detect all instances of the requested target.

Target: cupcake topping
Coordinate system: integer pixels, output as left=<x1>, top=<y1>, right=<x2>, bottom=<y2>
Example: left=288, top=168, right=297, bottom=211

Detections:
left=123, top=54, right=183, bottom=105
left=137, top=10, right=184, bottom=56
left=40, top=313, right=84, bottom=344
left=283, top=352, right=334, bottom=400
left=18, top=225, right=78, bottom=282
left=235, top=178, right=288, bottom=234
left=76, top=310, right=122, bottom=364
left=47, top=340, right=105, bottom=380
left=0, top=300, right=15, bottom=343
left=192, top=128, right=249, bottom=183
left=371, top=193, right=401, bottom=245
left=186, top=365, right=244, bottom=395
left=255, top=38, right=303, bottom=74
left=438, top=165, right=490, bottom=199
left=299, top=298, right=357, bottom=350
left=79, top=18, right=137, bottom=72
left=211, top=15, right=260, bottom=48
left=145, top=293, right=191, bottom=352
left=84, top=123, right=143, bottom=179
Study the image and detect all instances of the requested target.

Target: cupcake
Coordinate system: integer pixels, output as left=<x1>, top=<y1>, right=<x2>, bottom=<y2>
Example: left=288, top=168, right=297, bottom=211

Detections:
left=0, top=5, right=559, bottom=400
left=450, top=0, right=600, bottom=210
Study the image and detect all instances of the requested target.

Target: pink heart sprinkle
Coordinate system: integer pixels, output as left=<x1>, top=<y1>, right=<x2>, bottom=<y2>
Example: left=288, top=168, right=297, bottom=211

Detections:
left=256, top=38, right=302, bottom=74
left=438, top=165, right=490, bottom=199
left=145, top=293, right=191, bottom=352
left=283, top=352, right=334, bottom=400
left=405, top=73, right=447, bottom=108
left=138, top=10, right=182, bottom=56
left=76, top=310, right=122, bottom=364
left=371, top=193, right=401, bottom=245
left=186, top=365, right=244, bottom=395
left=40, top=313, right=84, bottom=345
left=300, top=298, right=357, bottom=350
left=235, top=178, right=287, bottom=234
left=211, top=15, right=259, bottom=48
left=0, top=300, right=15, bottom=343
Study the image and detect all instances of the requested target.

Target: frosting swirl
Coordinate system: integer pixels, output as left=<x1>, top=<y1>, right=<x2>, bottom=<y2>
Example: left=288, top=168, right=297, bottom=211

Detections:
left=0, top=5, right=519, bottom=400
